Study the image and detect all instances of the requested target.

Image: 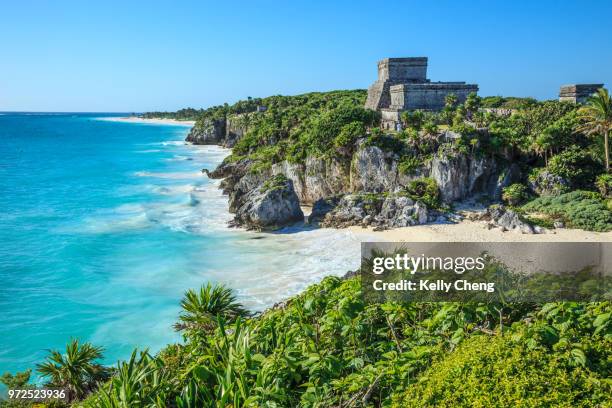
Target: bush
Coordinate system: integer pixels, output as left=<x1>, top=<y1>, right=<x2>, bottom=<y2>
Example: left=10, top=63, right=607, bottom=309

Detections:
left=333, top=121, right=364, bottom=149
left=502, top=183, right=529, bottom=206
left=547, top=146, right=601, bottom=188
left=364, top=133, right=406, bottom=153
left=261, top=174, right=289, bottom=192
left=523, top=190, right=612, bottom=231
left=596, top=173, right=612, bottom=197
left=400, top=110, right=425, bottom=130
left=398, top=156, right=422, bottom=176
left=395, top=333, right=611, bottom=407
left=405, top=177, right=440, bottom=208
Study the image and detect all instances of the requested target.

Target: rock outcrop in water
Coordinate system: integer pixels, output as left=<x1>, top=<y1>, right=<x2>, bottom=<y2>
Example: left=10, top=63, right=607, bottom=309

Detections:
left=231, top=175, right=304, bottom=230
left=186, top=114, right=251, bottom=148
left=186, top=119, right=227, bottom=145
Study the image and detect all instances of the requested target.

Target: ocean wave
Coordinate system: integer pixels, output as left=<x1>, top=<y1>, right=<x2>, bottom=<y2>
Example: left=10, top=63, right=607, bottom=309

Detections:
left=198, top=228, right=367, bottom=310
left=160, top=140, right=186, bottom=146
left=134, top=170, right=203, bottom=180
left=136, top=149, right=162, bottom=153
left=152, top=184, right=195, bottom=195
left=165, top=155, right=193, bottom=162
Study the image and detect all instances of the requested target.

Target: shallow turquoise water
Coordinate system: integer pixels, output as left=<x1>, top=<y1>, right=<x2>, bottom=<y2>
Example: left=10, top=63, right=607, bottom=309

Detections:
left=0, top=113, right=362, bottom=378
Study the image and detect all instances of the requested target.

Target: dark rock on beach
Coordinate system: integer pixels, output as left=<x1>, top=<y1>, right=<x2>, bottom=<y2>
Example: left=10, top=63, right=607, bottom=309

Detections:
left=233, top=175, right=304, bottom=230
left=484, top=205, right=536, bottom=234
left=321, top=193, right=430, bottom=230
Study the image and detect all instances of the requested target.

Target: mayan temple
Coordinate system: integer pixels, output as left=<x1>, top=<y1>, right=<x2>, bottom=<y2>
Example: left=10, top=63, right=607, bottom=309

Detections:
left=365, top=57, right=478, bottom=129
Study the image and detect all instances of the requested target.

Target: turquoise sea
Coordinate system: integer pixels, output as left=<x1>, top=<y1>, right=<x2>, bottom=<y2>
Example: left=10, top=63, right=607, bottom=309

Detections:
left=0, top=113, right=362, bottom=378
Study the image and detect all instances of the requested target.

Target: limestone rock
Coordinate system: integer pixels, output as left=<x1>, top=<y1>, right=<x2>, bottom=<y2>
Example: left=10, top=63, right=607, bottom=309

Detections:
left=350, top=145, right=399, bottom=193
left=308, top=196, right=341, bottom=224
left=431, top=154, right=469, bottom=202
left=529, top=170, right=569, bottom=196
left=487, top=205, right=534, bottom=234
left=492, top=164, right=522, bottom=200
left=375, top=196, right=428, bottom=227
left=233, top=176, right=304, bottom=230
left=321, top=193, right=429, bottom=230
left=186, top=119, right=226, bottom=144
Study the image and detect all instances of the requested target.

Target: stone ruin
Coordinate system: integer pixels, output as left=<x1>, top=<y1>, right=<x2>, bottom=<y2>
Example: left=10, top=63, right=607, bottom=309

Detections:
left=559, top=84, right=603, bottom=104
left=365, top=57, right=478, bottom=129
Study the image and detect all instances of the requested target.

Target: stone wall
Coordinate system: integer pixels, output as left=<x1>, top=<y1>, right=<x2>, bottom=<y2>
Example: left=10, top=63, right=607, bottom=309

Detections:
left=391, top=83, right=478, bottom=111
left=559, top=84, right=603, bottom=104
left=365, top=57, right=478, bottom=114
left=377, top=57, right=428, bottom=82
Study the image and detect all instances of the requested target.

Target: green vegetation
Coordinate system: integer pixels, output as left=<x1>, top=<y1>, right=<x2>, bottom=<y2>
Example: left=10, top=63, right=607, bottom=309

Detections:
left=578, top=88, right=612, bottom=171
left=397, top=321, right=610, bottom=407
left=36, top=339, right=109, bottom=403
left=398, top=156, right=422, bottom=176
left=481, top=96, right=538, bottom=110
left=261, top=174, right=290, bottom=193
left=404, top=177, right=441, bottom=208
left=546, top=146, right=601, bottom=189
left=523, top=191, right=612, bottom=232
left=502, top=183, right=530, bottom=206
left=174, top=283, right=249, bottom=337
left=140, top=108, right=205, bottom=121
left=196, top=90, right=377, bottom=166
left=5, top=279, right=609, bottom=407
left=596, top=173, right=612, bottom=197
left=142, top=86, right=612, bottom=231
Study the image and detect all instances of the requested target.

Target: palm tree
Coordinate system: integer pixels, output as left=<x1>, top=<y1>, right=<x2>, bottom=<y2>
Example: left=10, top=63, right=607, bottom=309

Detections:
left=578, top=88, right=612, bottom=171
left=37, top=339, right=108, bottom=402
left=174, top=283, right=248, bottom=334
left=532, top=131, right=554, bottom=166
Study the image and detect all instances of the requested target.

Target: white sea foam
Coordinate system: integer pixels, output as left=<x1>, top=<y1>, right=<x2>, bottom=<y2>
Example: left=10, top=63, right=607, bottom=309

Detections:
left=165, top=155, right=193, bottom=162
left=81, top=137, right=361, bottom=311
left=152, top=184, right=195, bottom=195
left=134, top=170, right=202, bottom=179
left=136, top=149, right=162, bottom=153
left=190, top=227, right=369, bottom=310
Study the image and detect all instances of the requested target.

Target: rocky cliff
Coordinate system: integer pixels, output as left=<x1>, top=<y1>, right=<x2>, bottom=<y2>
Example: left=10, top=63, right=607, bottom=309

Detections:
left=191, top=120, right=519, bottom=230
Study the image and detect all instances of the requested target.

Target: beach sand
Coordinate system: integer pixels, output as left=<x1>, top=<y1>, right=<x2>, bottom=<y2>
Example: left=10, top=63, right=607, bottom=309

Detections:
left=101, top=117, right=196, bottom=126
left=349, top=219, right=612, bottom=242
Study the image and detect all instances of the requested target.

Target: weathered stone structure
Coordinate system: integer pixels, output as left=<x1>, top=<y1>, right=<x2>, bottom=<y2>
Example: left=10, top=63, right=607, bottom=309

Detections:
left=365, top=57, right=478, bottom=129
left=559, top=84, right=603, bottom=104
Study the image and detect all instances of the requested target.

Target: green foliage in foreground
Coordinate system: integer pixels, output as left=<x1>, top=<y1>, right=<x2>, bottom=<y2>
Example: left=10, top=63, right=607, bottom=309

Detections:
left=523, top=190, right=612, bottom=232
left=397, top=318, right=611, bottom=407
left=68, top=277, right=611, bottom=407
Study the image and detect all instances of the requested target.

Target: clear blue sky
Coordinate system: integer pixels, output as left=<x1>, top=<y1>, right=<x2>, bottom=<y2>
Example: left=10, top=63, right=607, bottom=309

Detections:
left=1, top=0, right=610, bottom=112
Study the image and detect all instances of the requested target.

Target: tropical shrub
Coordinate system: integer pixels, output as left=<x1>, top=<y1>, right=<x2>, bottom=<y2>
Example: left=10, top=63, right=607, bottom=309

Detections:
left=400, top=110, right=425, bottom=130
left=398, top=156, right=423, bottom=176
left=333, top=121, right=364, bottom=149
left=174, top=283, right=249, bottom=337
left=502, top=183, right=529, bottom=206
left=523, top=190, right=612, bottom=231
left=395, top=326, right=611, bottom=407
left=596, top=173, right=612, bottom=197
left=36, top=339, right=109, bottom=403
left=405, top=177, right=440, bottom=208
left=547, top=146, right=601, bottom=189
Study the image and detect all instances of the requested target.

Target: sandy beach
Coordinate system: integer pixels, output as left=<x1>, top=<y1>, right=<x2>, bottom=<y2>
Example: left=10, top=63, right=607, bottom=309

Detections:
left=101, top=117, right=196, bottom=126
left=349, top=219, right=612, bottom=242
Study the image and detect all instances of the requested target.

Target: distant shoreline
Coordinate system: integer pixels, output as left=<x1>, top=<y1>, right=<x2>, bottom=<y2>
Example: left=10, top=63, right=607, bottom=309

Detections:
left=100, top=116, right=196, bottom=126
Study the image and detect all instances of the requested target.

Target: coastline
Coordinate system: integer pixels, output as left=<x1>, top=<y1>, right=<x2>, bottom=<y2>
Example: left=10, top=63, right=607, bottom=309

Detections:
left=100, top=116, right=196, bottom=126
